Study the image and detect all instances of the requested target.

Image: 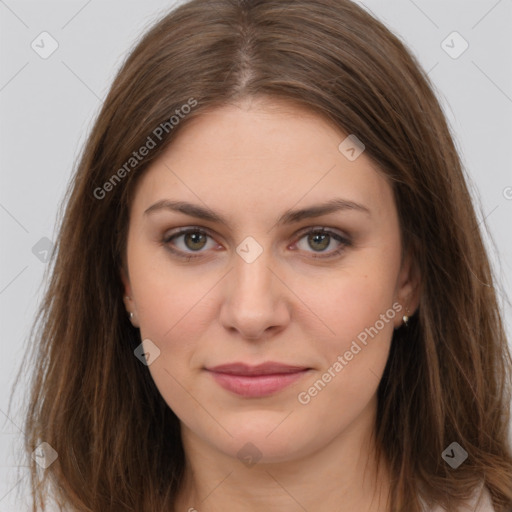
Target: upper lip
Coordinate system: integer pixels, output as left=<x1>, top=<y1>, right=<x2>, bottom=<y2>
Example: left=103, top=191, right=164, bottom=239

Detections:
left=206, top=362, right=309, bottom=376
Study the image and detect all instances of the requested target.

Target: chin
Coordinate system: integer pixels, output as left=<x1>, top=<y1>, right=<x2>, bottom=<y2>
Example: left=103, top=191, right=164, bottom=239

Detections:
left=195, top=413, right=316, bottom=465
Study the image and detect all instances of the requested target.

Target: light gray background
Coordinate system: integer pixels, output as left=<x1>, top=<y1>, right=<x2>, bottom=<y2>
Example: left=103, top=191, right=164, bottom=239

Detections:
left=1, top=0, right=511, bottom=509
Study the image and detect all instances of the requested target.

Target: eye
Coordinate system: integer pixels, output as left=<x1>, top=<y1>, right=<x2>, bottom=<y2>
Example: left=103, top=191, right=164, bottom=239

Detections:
left=162, top=226, right=351, bottom=260
left=293, top=227, right=351, bottom=259
left=163, top=228, right=217, bottom=259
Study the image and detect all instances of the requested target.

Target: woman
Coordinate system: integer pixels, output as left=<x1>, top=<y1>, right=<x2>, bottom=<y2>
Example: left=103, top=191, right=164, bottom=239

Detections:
left=19, top=0, right=512, bottom=510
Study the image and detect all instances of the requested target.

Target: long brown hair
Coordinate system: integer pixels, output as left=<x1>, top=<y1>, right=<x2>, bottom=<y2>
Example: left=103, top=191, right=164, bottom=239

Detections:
left=13, top=0, right=512, bottom=510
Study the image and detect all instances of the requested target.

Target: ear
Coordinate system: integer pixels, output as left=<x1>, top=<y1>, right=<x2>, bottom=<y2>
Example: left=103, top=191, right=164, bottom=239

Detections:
left=120, top=265, right=132, bottom=300
left=120, top=265, right=140, bottom=328
left=393, top=247, right=421, bottom=329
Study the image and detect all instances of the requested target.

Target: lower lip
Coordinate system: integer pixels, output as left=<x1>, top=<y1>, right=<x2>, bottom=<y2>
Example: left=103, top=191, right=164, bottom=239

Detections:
left=207, top=370, right=310, bottom=398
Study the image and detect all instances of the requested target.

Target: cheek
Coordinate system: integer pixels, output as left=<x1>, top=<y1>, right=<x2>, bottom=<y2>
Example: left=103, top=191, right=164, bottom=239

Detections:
left=129, top=257, right=210, bottom=416
left=126, top=248, right=206, bottom=413
left=299, top=254, right=400, bottom=353
left=292, top=250, right=400, bottom=406
left=128, top=238, right=211, bottom=342
left=292, top=299, right=395, bottom=446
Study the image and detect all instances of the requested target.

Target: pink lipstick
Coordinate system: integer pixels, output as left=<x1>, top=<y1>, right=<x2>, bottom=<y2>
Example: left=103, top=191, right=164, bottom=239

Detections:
left=205, top=362, right=310, bottom=398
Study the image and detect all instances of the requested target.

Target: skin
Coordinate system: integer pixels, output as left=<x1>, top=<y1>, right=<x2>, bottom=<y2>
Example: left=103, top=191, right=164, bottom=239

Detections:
left=121, top=96, right=420, bottom=512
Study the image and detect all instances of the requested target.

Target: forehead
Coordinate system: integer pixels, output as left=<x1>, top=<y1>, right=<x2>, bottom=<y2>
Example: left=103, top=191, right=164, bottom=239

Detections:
left=130, top=98, right=395, bottom=223
left=160, top=97, right=346, bottom=163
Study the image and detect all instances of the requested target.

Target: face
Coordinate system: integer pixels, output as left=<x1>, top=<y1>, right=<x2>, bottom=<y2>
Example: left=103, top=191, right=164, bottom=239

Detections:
left=122, top=97, right=417, bottom=463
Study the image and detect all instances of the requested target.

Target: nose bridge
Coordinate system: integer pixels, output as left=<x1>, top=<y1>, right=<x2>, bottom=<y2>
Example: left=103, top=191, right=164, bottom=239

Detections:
left=219, top=234, right=289, bottom=338
left=232, top=236, right=276, bottom=303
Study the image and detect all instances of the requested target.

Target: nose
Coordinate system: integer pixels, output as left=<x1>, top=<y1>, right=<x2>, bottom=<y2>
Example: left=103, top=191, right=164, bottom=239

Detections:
left=218, top=247, right=291, bottom=341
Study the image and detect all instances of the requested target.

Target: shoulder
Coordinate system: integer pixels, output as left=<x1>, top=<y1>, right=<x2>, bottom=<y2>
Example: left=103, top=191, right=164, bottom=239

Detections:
left=425, top=484, right=495, bottom=512
left=463, top=486, right=495, bottom=512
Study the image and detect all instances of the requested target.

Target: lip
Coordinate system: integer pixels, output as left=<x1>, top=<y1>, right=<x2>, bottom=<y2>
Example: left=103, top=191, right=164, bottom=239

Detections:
left=205, top=362, right=311, bottom=398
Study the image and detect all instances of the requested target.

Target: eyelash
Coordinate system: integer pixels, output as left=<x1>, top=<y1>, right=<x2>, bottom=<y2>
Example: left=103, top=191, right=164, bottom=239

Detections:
left=162, top=226, right=351, bottom=261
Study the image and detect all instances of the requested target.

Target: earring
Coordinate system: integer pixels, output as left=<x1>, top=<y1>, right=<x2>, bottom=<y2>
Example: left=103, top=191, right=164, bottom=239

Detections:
left=402, top=306, right=409, bottom=327
left=129, top=312, right=134, bottom=320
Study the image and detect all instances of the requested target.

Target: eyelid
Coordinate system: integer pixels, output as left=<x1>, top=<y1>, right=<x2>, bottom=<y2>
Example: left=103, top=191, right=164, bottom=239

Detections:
left=293, top=225, right=350, bottom=242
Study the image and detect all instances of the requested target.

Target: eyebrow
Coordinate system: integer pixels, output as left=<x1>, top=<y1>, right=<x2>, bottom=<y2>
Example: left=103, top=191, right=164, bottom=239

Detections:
left=144, top=198, right=371, bottom=228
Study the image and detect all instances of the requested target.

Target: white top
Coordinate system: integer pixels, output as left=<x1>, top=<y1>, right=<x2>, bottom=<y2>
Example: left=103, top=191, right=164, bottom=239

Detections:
left=423, top=484, right=495, bottom=512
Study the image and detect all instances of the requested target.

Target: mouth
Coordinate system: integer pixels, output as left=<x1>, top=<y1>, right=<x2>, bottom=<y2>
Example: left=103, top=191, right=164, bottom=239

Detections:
left=205, top=362, right=311, bottom=398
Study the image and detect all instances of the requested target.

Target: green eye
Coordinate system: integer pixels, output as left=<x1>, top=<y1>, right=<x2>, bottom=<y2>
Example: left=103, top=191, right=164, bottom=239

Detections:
left=163, top=227, right=351, bottom=260
left=294, top=228, right=351, bottom=259
left=307, top=231, right=333, bottom=251
left=181, top=231, right=208, bottom=251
